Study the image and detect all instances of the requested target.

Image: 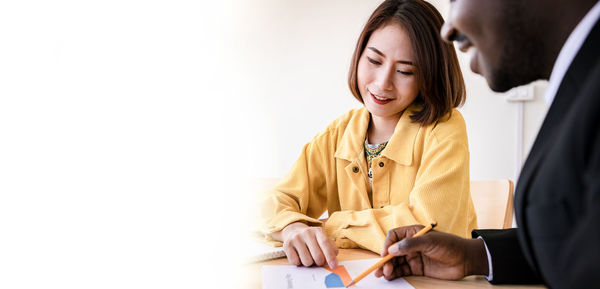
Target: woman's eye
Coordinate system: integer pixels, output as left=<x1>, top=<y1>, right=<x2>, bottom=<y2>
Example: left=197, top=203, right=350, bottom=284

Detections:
left=367, top=57, right=381, bottom=65
left=397, top=70, right=414, bottom=75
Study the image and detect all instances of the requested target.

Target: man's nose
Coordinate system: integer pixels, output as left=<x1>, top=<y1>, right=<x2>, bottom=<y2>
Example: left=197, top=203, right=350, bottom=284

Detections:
left=440, top=21, right=457, bottom=44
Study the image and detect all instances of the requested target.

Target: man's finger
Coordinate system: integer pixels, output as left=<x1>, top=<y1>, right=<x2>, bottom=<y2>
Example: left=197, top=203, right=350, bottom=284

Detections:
left=383, top=228, right=402, bottom=256
left=384, top=264, right=405, bottom=281
left=405, top=251, right=424, bottom=276
left=400, top=263, right=412, bottom=276
left=383, top=225, right=423, bottom=256
left=382, top=260, right=395, bottom=276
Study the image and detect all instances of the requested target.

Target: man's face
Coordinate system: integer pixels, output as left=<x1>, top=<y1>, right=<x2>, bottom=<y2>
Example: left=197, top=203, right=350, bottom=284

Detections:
left=441, top=0, right=543, bottom=92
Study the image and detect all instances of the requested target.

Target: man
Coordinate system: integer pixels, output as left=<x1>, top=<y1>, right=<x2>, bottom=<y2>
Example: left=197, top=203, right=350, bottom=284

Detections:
left=374, top=0, right=600, bottom=288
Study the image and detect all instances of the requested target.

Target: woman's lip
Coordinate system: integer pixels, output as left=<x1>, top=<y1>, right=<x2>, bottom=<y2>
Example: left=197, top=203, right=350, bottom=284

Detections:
left=370, top=91, right=393, bottom=105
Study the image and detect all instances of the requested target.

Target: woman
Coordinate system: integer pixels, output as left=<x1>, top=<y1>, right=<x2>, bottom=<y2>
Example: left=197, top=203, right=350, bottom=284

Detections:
left=261, top=0, right=477, bottom=269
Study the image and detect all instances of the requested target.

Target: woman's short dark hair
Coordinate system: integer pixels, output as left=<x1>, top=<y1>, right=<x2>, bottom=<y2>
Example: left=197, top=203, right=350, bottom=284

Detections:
left=348, top=0, right=466, bottom=125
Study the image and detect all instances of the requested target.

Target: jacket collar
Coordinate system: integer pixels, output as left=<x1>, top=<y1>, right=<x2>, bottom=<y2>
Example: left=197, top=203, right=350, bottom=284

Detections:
left=334, top=105, right=421, bottom=166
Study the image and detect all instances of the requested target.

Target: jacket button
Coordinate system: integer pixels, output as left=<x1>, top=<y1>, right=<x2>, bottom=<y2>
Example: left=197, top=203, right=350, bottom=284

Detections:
left=379, top=162, right=384, bottom=167
left=352, top=166, right=359, bottom=173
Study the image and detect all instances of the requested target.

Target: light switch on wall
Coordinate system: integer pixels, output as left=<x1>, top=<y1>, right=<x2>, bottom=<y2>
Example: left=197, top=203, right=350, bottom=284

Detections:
left=505, top=84, right=537, bottom=102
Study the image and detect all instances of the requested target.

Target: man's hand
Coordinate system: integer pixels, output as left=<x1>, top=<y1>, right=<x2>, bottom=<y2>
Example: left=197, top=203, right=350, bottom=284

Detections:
left=276, top=222, right=338, bottom=268
left=374, top=224, right=488, bottom=281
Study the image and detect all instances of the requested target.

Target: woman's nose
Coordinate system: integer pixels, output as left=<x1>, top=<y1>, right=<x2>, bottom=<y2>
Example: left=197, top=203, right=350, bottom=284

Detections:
left=375, top=68, right=394, bottom=91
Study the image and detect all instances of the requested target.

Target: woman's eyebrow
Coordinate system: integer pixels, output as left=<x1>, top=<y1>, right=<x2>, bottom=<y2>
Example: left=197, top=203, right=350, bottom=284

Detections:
left=367, top=46, right=385, bottom=56
left=367, top=46, right=414, bottom=65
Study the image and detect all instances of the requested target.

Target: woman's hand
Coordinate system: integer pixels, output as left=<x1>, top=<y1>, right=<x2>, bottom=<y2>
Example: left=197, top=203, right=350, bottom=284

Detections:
left=374, top=224, right=488, bottom=281
left=279, top=222, right=339, bottom=268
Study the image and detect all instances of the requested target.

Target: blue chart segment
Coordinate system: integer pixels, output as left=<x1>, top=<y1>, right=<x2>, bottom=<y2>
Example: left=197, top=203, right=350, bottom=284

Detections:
left=324, top=273, right=345, bottom=288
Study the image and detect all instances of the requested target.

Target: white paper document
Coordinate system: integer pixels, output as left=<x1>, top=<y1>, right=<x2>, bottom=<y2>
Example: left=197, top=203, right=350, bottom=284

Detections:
left=262, top=258, right=414, bottom=289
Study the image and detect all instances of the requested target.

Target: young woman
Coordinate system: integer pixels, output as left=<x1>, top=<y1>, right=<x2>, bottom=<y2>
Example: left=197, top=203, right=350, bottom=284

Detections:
left=262, top=0, right=477, bottom=269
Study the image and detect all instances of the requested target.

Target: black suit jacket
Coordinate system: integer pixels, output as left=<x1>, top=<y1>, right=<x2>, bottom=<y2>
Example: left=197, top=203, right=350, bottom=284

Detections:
left=472, top=17, right=600, bottom=288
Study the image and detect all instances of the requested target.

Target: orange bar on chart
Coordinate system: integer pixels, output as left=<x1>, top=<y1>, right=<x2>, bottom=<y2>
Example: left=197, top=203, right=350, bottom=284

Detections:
left=324, top=265, right=353, bottom=287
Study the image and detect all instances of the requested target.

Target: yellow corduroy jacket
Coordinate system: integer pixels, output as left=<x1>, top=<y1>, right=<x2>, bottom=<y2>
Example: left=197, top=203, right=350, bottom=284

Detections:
left=261, top=105, right=477, bottom=254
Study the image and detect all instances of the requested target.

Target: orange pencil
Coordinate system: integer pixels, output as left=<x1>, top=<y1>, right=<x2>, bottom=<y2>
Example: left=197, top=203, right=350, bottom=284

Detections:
left=345, top=221, right=437, bottom=287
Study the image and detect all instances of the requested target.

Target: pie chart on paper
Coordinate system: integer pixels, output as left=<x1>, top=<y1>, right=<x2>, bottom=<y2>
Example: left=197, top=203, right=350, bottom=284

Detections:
left=323, top=265, right=353, bottom=288
left=261, top=259, right=414, bottom=289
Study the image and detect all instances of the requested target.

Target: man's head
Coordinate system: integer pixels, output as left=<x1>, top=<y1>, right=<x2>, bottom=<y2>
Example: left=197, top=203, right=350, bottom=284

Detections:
left=440, top=0, right=595, bottom=92
left=440, top=0, right=545, bottom=92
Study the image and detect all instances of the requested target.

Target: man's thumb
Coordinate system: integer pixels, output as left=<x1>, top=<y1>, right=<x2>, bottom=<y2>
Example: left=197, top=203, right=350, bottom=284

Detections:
left=388, top=237, right=427, bottom=256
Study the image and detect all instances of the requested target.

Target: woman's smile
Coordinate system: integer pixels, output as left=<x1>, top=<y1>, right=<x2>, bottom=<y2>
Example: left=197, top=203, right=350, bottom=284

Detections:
left=369, top=90, right=395, bottom=104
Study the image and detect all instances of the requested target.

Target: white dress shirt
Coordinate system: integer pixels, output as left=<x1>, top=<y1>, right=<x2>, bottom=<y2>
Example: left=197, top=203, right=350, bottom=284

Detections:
left=544, top=1, right=600, bottom=106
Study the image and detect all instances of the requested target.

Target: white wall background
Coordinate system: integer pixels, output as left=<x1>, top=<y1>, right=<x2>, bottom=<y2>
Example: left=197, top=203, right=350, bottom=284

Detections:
left=239, top=0, right=549, bottom=182
left=0, top=1, right=251, bottom=288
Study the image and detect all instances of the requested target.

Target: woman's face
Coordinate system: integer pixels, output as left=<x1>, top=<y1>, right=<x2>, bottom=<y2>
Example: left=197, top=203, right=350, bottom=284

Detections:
left=357, top=23, right=419, bottom=120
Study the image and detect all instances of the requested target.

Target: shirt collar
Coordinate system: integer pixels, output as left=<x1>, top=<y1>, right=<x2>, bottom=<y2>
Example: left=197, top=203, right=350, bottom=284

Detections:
left=334, top=105, right=421, bottom=166
left=544, top=1, right=600, bottom=106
